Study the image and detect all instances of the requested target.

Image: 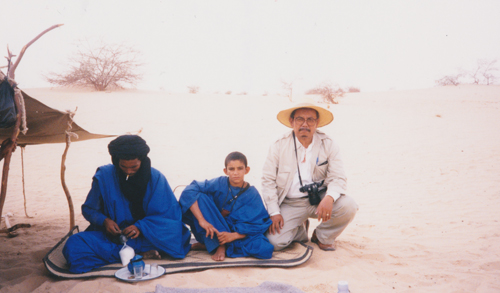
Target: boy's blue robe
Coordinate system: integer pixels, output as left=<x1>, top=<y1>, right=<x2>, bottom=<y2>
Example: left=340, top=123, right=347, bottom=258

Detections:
left=180, top=176, right=273, bottom=259
left=62, top=164, right=191, bottom=273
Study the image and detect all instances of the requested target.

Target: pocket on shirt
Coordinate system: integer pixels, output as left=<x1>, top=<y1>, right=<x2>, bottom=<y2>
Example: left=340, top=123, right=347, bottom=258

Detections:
left=313, top=164, right=328, bottom=180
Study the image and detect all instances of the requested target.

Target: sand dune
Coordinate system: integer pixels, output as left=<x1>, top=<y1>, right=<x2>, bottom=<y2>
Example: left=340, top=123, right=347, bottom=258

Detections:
left=0, top=85, right=499, bottom=292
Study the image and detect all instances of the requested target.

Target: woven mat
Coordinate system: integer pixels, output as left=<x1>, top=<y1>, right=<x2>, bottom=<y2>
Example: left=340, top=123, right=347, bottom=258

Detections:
left=43, top=226, right=313, bottom=279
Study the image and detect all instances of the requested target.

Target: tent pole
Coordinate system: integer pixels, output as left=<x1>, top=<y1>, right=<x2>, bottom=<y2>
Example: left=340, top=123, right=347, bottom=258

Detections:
left=61, top=109, right=77, bottom=231
left=21, top=146, right=32, bottom=218
left=61, top=133, right=74, bottom=231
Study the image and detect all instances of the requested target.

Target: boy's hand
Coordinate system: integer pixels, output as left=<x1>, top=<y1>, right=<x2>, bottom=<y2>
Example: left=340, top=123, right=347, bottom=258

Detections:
left=268, top=214, right=284, bottom=235
left=217, top=232, right=245, bottom=245
left=199, top=220, right=219, bottom=239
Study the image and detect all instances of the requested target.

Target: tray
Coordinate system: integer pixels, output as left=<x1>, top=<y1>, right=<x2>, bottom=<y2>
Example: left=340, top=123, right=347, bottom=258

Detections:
left=114, top=264, right=165, bottom=282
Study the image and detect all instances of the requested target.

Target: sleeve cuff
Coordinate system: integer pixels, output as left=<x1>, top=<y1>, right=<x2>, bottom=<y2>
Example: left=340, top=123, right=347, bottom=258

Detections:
left=326, top=192, right=341, bottom=202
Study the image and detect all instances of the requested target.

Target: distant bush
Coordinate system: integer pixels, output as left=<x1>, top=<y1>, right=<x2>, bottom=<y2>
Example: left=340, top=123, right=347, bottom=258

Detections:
left=306, top=82, right=344, bottom=104
left=237, top=91, right=247, bottom=95
left=471, top=59, right=498, bottom=85
left=435, top=75, right=461, bottom=86
left=45, top=40, right=143, bottom=91
left=347, top=87, right=360, bottom=93
left=187, top=85, right=200, bottom=94
left=437, top=59, right=498, bottom=86
left=225, top=91, right=232, bottom=95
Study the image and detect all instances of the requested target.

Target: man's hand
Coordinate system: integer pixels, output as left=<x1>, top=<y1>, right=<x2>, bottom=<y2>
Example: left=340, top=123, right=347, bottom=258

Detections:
left=268, top=214, right=284, bottom=235
left=217, top=232, right=245, bottom=245
left=316, top=196, right=334, bottom=222
left=199, top=220, right=219, bottom=239
left=122, top=225, right=141, bottom=239
left=103, top=218, right=121, bottom=236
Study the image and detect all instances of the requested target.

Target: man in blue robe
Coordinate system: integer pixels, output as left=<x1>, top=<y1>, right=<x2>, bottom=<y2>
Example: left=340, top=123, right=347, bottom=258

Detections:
left=180, top=152, right=273, bottom=261
left=63, top=135, right=191, bottom=273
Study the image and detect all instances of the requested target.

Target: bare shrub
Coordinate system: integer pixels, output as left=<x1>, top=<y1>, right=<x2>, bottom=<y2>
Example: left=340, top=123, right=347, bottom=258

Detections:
left=306, top=82, right=344, bottom=104
left=281, top=80, right=293, bottom=101
left=45, top=40, right=143, bottom=91
left=347, top=87, right=360, bottom=93
left=237, top=91, right=247, bottom=95
left=187, top=85, right=200, bottom=94
left=435, top=74, right=462, bottom=86
left=479, top=59, right=498, bottom=85
left=468, top=59, right=498, bottom=85
left=225, top=91, right=232, bottom=95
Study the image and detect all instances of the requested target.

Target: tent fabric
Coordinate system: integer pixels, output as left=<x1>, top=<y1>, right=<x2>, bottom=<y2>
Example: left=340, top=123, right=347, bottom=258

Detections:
left=0, top=90, right=114, bottom=145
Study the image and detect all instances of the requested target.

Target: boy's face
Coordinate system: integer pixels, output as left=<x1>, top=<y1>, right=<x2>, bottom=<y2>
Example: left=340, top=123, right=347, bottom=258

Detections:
left=223, top=160, right=250, bottom=187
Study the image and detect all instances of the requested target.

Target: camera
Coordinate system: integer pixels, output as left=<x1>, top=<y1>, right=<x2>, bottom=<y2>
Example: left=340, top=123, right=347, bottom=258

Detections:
left=299, top=181, right=326, bottom=205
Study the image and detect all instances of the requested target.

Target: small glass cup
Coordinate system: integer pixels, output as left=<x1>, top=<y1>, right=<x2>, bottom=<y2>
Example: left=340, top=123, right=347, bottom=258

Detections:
left=150, top=263, right=158, bottom=276
left=133, top=265, right=143, bottom=279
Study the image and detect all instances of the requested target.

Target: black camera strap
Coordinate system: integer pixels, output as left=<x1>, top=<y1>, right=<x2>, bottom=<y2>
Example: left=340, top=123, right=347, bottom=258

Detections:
left=292, top=131, right=305, bottom=188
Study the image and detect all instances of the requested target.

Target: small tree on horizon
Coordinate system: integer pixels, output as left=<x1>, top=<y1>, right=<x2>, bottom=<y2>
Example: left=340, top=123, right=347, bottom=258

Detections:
left=306, top=82, right=344, bottom=104
left=435, top=74, right=462, bottom=86
left=478, top=59, right=498, bottom=85
left=45, top=40, right=143, bottom=91
left=187, top=85, right=200, bottom=94
left=281, top=80, right=293, bottom=102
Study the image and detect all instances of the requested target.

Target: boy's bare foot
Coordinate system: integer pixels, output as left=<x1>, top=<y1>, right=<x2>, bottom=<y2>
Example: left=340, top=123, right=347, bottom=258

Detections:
left=211, top=245, right=226, bottom=261
left=140, top=250, right=162, bottom=259
left=191, top=242, right=206, bottom=250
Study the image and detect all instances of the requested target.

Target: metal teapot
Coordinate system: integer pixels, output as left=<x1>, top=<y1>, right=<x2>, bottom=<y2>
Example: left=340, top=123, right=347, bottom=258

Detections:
left=127, top=255, right=145, bottom=274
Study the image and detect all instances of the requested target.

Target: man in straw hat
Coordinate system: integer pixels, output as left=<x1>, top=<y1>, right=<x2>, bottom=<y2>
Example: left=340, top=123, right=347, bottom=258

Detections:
left=62, top=135, right=191, bottom=273
left=262, top=103, right=358, bottom=251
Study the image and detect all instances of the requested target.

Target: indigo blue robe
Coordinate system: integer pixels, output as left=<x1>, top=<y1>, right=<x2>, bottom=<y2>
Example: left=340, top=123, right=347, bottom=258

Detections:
left=180, top=176, right=273, bottom=259
left=63, top=164, right=191, bottom=273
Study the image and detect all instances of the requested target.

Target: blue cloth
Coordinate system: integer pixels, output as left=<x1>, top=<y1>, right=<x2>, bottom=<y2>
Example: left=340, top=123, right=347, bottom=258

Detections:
left=180, top=176, right=273, bottom=259
left=63, top=164, right=191, bottom=273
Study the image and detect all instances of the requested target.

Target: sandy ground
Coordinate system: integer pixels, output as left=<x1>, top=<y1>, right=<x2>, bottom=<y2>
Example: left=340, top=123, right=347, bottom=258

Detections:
left=0, top=85, right=499, bottom=293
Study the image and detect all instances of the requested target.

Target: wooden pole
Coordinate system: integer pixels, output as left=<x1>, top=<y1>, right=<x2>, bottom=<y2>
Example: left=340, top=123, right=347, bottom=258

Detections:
left=21, top=146, right=32, bottom=218
left=61, top=110, right=77, bottom=231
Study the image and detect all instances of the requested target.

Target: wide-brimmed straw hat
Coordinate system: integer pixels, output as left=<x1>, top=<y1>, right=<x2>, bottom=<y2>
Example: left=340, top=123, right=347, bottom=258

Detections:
left=277, top=102, right=334, bottom=128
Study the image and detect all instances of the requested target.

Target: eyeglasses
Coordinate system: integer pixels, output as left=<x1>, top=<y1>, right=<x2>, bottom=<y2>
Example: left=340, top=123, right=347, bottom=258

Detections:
left=294, top=117, right=317, bottom=126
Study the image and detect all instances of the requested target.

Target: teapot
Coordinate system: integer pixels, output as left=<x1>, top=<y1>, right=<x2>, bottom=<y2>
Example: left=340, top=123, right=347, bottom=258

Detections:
left=128, top=255, right=145, bottom=274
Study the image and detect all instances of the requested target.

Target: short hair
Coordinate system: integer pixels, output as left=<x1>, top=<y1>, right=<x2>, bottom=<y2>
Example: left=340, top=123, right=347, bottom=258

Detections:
left=290, top=108, right=319, bottom=119
left=224, top=151, right=248, bottom=167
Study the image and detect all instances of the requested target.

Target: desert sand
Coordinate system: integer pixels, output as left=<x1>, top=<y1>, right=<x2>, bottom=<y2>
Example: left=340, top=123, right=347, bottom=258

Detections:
left=0, top=85, right=499, bottom=292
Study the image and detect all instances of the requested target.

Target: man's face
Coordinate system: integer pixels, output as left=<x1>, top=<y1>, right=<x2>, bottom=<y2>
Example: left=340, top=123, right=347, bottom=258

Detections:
left=289, top=108, right=319, bottom=141
left=119, top=158, right=141, bottom=177
left=223, top=160, right=250, bottom=187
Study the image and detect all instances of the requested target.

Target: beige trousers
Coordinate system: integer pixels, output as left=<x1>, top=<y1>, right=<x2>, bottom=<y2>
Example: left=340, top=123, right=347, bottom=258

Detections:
left=265, top=195, right=358, bottom=251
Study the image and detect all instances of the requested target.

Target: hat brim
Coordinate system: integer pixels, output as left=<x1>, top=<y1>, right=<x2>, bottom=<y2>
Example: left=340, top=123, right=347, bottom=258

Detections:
left=277, top=103, right=334, bottom=128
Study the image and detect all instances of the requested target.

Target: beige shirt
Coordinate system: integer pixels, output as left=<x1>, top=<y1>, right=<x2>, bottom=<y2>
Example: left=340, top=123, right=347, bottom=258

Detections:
left=261, top=130, right=347, bottom=216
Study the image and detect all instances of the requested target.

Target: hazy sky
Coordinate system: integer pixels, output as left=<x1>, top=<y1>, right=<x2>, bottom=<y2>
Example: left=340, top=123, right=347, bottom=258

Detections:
left=2, top=0, right=500, bottom=94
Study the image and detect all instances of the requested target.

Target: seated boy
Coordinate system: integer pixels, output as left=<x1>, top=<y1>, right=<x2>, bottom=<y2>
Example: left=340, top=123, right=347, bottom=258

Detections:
left=179, top=152, right=273, bottom=261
